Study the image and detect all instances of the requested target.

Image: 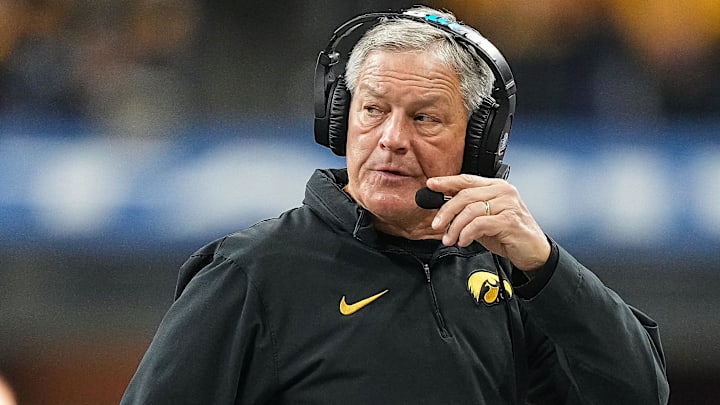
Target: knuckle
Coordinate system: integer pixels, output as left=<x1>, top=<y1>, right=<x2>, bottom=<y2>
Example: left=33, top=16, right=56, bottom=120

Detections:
left=466, top=201, right=485, bottom=217
left=504, top=182, right=519, bottom=196
left=455, top=187, right=470, bottom=200
left=459, top=173, right=478, bottom=185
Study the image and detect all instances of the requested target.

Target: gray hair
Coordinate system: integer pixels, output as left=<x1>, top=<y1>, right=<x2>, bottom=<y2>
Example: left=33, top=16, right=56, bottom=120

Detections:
left=344, top=6, right=494, bottom=115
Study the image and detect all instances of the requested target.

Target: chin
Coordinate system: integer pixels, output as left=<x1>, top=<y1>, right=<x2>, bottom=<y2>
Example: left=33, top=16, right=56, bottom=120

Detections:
left=362, top=191, right=416, bottom=216
left=350, top=178, right=420, bottom=213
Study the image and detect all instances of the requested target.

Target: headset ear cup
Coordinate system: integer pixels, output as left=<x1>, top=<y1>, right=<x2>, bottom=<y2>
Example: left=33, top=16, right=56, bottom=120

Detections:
left=327, top=76, right=350, bottom=156
left=462, top=97, right=496, bottom=176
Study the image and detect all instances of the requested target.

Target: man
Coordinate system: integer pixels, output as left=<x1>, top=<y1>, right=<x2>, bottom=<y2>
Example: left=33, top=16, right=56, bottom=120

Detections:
left=121, top=6, right=669, bottom=404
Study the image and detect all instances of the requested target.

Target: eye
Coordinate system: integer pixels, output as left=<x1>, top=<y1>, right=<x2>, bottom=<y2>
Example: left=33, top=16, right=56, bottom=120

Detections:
left=360, top=105, right=385, bottom=122
left=414, top=114, right=439, bottom=123
left=365, top=106, right=382, bottom=115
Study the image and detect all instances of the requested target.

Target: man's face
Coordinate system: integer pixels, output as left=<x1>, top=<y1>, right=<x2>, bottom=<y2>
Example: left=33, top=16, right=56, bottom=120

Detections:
left=344, top=50, right=468, bottom=224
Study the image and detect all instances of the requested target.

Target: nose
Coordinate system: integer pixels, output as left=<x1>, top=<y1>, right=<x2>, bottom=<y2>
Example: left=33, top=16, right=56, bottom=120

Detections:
left=378, top=112, right=411, bottom=153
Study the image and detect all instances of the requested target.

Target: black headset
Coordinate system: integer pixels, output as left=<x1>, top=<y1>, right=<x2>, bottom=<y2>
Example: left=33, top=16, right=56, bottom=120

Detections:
left=313, top=9, right=516, bottom=179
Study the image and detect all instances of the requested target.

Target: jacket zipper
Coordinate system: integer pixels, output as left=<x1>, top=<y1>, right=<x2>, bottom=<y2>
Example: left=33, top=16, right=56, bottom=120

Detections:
left=423, top=262, right=451, bottom=338
left=373, top=242, right=453, bottom=339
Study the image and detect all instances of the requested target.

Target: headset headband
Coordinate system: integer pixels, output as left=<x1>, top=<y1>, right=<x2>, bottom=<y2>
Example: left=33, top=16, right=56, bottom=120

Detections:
left=315, top=10, right=515, bottom=116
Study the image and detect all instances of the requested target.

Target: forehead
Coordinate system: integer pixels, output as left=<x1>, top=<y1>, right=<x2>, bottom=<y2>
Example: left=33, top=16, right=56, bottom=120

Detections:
left=355, top=50, right=462, bottom=101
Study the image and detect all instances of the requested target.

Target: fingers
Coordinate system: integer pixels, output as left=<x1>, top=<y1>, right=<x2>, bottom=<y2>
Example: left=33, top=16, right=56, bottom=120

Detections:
left=441, top=194, right=511, bottom=247
left=426, top=174, right=551, bottom=270
left=426, top=174, right=496, bottom=195
left=428, top=174, right=509, bottom=238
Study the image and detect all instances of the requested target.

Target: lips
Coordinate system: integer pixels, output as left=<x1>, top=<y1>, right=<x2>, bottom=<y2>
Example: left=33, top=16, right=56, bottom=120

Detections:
left=369, top=168, right=417, bottom=188
left=379, top=169, right=406, bottom=177
left=375, top=165, right=412, bottom=177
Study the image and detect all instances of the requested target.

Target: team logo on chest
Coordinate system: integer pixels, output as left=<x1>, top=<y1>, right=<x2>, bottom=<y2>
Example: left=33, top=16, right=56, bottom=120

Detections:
left=467, top=270, right=513, bottom=306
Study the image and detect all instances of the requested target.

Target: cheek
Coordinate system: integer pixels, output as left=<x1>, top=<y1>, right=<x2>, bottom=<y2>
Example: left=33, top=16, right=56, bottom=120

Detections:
left=344, top=127, right=375, bottom=178
left=346, top=113, right=378, bottom=160
left=345, top=131, right=368, bottom=161
left=450, top=139, right=466, bottom=171
left=419, top=136, right=466, bottom=175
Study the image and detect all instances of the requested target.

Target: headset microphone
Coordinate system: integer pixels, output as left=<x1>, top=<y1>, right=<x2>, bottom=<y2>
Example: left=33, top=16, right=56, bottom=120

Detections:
left=415, top=187, right=450, bottom=209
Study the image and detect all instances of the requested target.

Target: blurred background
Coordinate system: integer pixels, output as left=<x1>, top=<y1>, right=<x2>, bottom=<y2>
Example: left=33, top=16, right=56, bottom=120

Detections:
left=0, top=0, right=718, bottom=403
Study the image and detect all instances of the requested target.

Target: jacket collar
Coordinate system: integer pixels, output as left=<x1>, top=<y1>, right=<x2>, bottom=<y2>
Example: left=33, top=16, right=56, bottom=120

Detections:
left=303, top=168, right=487, bottom=256
left=303, top=168, right=377, bottom=244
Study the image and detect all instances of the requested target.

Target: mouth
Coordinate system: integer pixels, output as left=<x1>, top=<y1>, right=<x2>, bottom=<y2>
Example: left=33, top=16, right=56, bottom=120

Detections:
left=374, top=169, right=411, bottom=181
left=380, top=168, right=406, bottom=177
left=368, top=167, right=422, bottom=190
left=375, top=165, right=412, bottom=178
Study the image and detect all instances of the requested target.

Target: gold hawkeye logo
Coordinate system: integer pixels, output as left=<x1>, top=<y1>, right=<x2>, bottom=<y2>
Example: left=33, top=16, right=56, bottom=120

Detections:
left=467, top=270, right=512, bottom=305
left=339, top=289, right=389, bottom=315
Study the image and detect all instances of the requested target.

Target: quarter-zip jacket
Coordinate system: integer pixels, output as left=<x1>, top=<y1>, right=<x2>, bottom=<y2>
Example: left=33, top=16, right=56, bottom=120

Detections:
left=121, top=168, right=669, bottom=404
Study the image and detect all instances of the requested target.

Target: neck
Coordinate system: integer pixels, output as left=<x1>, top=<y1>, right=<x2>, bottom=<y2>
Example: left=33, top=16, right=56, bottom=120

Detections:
left=341, top=184, right=444, bottom=240
left=371, top=211, right=444, bottom=241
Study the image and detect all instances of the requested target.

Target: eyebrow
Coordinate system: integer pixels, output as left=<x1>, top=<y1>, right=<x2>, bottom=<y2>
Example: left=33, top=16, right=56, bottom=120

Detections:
left=357, top=83, right=453, bottom=108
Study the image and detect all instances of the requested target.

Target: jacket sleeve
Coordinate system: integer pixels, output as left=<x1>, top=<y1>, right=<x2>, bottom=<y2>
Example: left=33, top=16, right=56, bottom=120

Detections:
left=120, top=239, right=278, bottom=404
left=518, top=243, right=669, bottom=404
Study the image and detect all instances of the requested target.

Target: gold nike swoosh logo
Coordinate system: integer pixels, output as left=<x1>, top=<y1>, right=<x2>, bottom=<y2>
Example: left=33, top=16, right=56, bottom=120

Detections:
left=339, top=289, right=389, bottom=316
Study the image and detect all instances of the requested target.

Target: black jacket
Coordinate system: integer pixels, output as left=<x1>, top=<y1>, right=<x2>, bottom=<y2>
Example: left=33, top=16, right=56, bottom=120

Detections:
left=121, top=168, right=669, bottom=404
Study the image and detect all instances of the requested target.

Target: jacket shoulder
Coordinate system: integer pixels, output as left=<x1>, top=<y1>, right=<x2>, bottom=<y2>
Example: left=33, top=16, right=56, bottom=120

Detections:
left=174, top=205, right=318, bottom=297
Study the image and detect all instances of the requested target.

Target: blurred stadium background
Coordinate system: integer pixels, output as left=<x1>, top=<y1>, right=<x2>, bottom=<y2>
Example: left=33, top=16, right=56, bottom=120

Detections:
left=0, top=0, right=718, bottom=403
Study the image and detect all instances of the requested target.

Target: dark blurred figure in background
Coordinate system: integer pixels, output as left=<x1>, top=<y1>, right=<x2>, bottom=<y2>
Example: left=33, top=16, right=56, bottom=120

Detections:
left=0, top=0, right=201, bottom=138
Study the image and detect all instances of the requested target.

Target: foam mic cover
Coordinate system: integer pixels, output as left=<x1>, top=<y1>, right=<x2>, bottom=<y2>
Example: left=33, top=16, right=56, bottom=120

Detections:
left=415, top=187, right=450, bottom=209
